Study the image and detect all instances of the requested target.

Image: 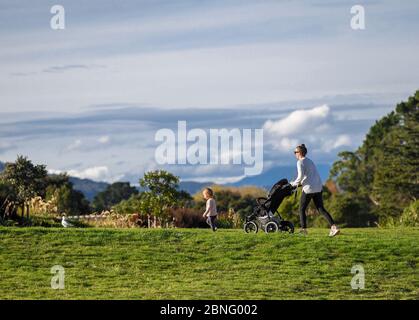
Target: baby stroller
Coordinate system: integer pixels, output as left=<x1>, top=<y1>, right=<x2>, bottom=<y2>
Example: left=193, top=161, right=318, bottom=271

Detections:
left=244, top=178, right=295, bottom=234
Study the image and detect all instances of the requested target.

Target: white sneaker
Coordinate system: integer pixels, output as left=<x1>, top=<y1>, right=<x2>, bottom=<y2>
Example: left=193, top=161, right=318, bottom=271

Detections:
left=329, top=225, right=340, bottom=237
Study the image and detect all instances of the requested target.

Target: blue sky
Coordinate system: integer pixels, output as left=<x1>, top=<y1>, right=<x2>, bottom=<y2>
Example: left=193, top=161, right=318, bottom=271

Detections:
left=1, top=0, right=418, bottom=183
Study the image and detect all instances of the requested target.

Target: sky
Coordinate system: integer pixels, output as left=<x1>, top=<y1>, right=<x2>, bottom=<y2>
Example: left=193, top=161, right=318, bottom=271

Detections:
left=1, top=0, right=418, bottom=184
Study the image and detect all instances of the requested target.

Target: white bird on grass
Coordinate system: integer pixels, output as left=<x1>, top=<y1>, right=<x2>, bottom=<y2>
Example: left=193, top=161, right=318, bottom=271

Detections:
left=61, top=215, right=74, bottom=228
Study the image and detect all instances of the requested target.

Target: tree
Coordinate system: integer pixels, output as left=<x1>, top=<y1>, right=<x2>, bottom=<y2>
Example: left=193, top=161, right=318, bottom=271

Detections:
left=33, top=172, right=91, bottom=216
left=330, top=151, right=368, bottom=195
left=0, top=180, right=18, bottom=219
left=139, top=170, right=182, bottom=224
left=113, top=193, right=143, bottom=215
left=329, top=90, right=419, bottom=225
left=232, top=194, right=256, bottom=222
left=398, top=200, right=419, bottom=227
left=326, top=193, right=375, bottom=227
left=45, top=184, right=91, bottom=216
left=372, top=93, right=419, bottom=220
left=43, top=173, right=71, bottom=191
left=177, top=190, right=193, bottom=208
left=193, top=187, right=259, bottom=224
left=92, top=182, right=138, bottom=212
left=1, top=156, right=48, bottom=218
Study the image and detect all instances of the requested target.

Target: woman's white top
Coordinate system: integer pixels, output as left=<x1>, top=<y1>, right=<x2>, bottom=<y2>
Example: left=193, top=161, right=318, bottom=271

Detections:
left=290, top=157, right=323, bottom=194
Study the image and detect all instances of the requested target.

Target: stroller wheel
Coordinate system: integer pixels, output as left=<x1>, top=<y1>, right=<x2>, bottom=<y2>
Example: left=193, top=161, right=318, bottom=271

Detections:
left=265, top=221, right=278, bottom=233
left=244, top=221, right=258, bottom=233
left=280, top=221, right=294, bottom=233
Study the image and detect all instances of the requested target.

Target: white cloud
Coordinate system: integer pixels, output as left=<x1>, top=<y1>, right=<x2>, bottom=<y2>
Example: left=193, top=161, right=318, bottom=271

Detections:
left=47, top=169, right=64, bottom=175
left=67, top=166, right=109, bottom=181
left=277, top=137, right=299, bottom=151
left=66, top=139, right=82, bottom=151
left=49, top=166, right=121, bottom=182
left=263, top=104, right=335, bottom=153
left=98, top=136, right=110, bottom=144
left=63, top=136, right=110, bottom=154
left=321, top=134, right=352, bottom=152
left=263, top=104, right=330, bottom=136
left=333, top=135, right=351, bottom=149
left=0, top=140, right=15, bottom=153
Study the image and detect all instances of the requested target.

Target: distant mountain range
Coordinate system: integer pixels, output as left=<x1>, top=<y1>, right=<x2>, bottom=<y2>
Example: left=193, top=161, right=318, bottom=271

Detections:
left=68, top=177, right=109, bottom=201
left=232, top=164, right=330, bottom=188
left=179, top=164, right=330, bottom=194
left=178, top=181, right=212, bottom=195
left=0, top=161, right=331, bottom=200
left=151, top=164, right=331, bottom=195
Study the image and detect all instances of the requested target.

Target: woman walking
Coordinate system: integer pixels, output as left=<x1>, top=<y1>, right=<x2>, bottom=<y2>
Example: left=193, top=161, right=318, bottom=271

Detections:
left=290, top=144, right=340, bottom=237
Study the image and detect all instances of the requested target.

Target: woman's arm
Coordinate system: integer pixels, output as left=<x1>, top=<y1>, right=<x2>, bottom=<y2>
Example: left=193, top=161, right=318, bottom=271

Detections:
left=291, top=160, right=303, bottom=187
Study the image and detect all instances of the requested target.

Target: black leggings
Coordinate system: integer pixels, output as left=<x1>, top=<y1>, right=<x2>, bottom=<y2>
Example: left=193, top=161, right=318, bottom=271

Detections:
left=299, top=191, right=335, bottom=228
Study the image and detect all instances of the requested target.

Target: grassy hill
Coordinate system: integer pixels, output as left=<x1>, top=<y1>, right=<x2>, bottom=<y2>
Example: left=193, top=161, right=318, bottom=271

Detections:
left=0, top=227, right=417, bottom=299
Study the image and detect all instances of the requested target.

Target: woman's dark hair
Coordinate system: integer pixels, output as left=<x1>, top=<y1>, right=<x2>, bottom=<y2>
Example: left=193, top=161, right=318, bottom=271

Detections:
left=296, top=144, right=308, bottom=156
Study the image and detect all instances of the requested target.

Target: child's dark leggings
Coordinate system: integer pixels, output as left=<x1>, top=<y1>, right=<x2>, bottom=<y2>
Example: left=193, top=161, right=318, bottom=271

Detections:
left=299, top=191, right=335, bottom=228
left=206, top=216, right=217, bottom=231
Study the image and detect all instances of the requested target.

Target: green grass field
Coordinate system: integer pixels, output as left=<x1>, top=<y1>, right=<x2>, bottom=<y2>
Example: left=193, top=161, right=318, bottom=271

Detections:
left=0, top=227, right=417, bottom=300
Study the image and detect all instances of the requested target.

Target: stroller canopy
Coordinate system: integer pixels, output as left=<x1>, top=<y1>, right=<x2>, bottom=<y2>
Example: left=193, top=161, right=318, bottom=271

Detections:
left=258, top=178, right=293, bottom=214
